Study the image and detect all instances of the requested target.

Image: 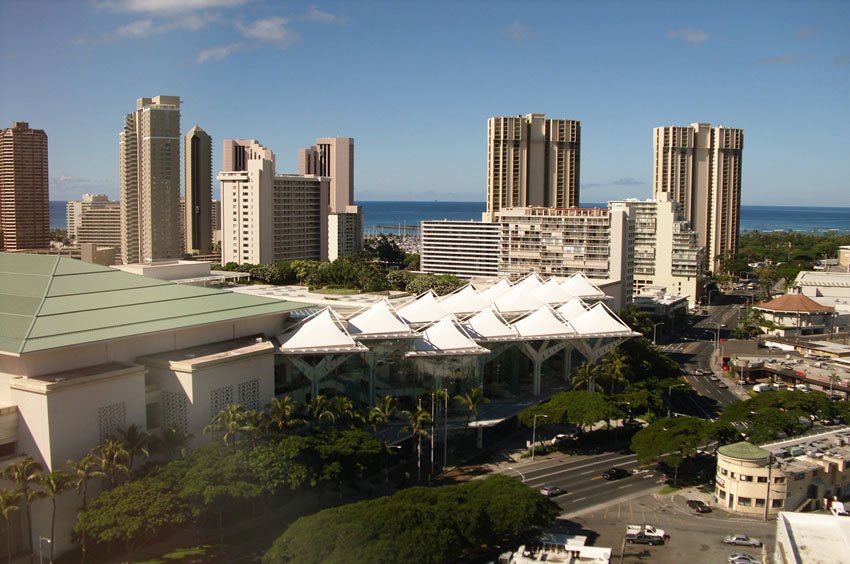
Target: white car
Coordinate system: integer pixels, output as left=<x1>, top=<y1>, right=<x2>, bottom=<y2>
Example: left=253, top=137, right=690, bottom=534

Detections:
left=723, top=535, right=762, bottom=547
left=728, top=554, right=759, bottom=564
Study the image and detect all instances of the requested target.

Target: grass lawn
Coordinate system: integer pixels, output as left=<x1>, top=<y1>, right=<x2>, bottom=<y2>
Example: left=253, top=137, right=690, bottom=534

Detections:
left=137, top=545, right=221, bottom=564
left=313, top=287, right=361, bottom=295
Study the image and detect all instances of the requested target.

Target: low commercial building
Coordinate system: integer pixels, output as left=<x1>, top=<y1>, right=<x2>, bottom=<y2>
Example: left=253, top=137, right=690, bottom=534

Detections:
left=754, top=294, right=836, bottom=337
left=715, top=429, right=850, bottom=516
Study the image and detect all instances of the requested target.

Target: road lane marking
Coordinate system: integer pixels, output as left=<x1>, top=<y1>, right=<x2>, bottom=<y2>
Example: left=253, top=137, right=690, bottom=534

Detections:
left=580, top=470, right=594, bottom=475
left=574, top=497, right=586, bottom=502
left=618, top=484, right=631, bottom=489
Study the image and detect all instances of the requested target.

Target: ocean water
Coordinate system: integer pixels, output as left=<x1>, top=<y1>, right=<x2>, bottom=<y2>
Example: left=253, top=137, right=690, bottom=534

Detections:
left=49, top=200, right=850, bottom=234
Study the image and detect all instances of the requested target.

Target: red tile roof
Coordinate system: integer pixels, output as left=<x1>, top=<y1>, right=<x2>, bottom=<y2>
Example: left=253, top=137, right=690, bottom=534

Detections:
left=756, top=293, right=835, bottom=313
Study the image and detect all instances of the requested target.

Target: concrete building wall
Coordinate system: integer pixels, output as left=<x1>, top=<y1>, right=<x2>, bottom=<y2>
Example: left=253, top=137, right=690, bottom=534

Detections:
left=0, top=122, right=49, bottom=250
left=328, top=206, right=363, bottom=261
left=272, top=174, right=329, bottom=261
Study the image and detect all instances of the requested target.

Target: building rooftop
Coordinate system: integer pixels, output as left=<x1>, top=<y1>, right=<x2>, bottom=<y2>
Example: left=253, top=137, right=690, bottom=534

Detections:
left=0, top=253, right=309, bottom=355
left=718, top=441, right=771, bottom=461
left=756, top=294, right=835, bottom=314
left=776, top=512, right=850, bottom=564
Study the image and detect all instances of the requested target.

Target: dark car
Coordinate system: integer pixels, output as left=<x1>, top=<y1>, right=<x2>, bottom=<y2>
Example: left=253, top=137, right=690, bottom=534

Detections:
left=539, top=485, right=566, bottom=497
left=687, top=500, right=712, bottom=513
left=602, top=467, right=630, bottom=480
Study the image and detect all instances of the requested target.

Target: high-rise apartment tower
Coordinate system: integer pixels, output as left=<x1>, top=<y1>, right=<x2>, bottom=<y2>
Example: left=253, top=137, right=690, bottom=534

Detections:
left=119, top=95, right=182, bottom=264
left=0, top=122, right=49, bottom=250
left=185, top=125, right=212, bottom=255
left=298, top=137, right=354, bottom=212
left=652, top=123, right=743, bottom=272
left=484, top=114, right=580, bottom=222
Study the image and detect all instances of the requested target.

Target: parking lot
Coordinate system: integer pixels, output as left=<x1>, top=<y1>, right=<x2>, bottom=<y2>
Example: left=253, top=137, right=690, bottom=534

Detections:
left=561, top=489, right=776, bottom=564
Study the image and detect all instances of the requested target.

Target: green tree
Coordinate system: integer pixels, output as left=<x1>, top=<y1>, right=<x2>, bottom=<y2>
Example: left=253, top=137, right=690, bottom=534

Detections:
left=204, top=404, right=248, bottom=447
left=66, top=454, right=105, bottom=562
left=369, top=395, right=398, bottom=430
left=117, top=424, right=152, bottom=471
left=630, top=416, right=711, bottom=482
left=2, top=456, right=43, bottom=563
left=306, top=395, right=336, bottom=427
left=36, top=470, right=71, bottom=563
left=74, top=477, right=188, bottom=562
left=402, top=405, right=432, bottom=482
left=570, top=362, right=599, bottom=392
left=600, top=348, right=632, bottom=393
left=0, top=489, right=21, bottom=564
left=94, top=439, right=130, bottom=487
left=267, top=396, right=305, bottom=432
left=454, top=388, right=488, bottom=439
left=156, top=424, right=192, bottom=461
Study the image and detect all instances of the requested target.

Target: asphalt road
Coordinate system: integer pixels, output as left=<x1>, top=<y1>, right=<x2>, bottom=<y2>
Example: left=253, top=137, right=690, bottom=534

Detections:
left=498, top=450, right=666, bottom=516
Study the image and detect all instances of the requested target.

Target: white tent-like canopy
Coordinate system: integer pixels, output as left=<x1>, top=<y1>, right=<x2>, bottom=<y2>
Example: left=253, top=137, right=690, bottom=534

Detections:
left=493, top=283, right=547, bottom=316
left=397, top=290, right=449, bottom=326
left=570, top=302, right=636, bottom=337
left=477, top=278, right=513, bottom=302
left=439, top=284, right=490, bottom=316
left=557, top=297, right=590, bottom=322
left=534, top=278, right=577, bottom=305
left=406, top=316, right=489, bottom=357
left=277, top=308, right=367, bottom=354
left=512, top=305, right=577, bottom=340
left=560, top=272, right=608, bottom=300
left=346, top=299, right=417, bottom=340
left=462, top=307, right=519, bottom=342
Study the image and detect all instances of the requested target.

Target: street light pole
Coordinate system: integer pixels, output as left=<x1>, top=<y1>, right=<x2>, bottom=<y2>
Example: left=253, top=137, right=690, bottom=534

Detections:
left=531, top=414, right=548, bottom=461
left=443, top=388, right=448, bottom=471
left=507, top=465, right=526, bottom=482
left=653, top=322, right=664, bottom=345
left=39, top=537, right=51, bottom=564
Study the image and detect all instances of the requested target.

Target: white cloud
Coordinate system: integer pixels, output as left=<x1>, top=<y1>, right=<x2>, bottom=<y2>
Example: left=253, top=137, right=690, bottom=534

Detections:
left=102, top=12, right=217, bottom=40
left=667, top=28, right=710, bottom=44
left=94, top=0, right=250, bottom=14
left=113, top=19, right=158, bottom=39
left=236, top=16, right=298, bottom=45
left=197, top=42, right=244, bottom=63
left=504, top=21, right=535, bottom=43
left=302, top=6, right=347, bottom=24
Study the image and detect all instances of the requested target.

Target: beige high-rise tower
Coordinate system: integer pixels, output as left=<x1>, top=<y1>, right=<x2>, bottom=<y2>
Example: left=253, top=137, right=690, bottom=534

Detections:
left=119, top=95, right=182, bottom=264
left=653, top=123, right=743, bottom=272
left=484, top=114, right=580, bottom=221
left=0, top=122, right=49, bottom=250
left=298, top=137, right=354, bottom=212
left=184, top=124, right=212, bottom=255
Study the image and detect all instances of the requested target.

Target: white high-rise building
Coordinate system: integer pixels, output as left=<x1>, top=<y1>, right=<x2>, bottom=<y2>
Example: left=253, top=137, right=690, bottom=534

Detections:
left=119, top=96, right=182, bottom=264
left=219, top=139, right=276, bottom=265
left=653, top=123, right=743, bottom=272
left=420, top=220, right=501, bottom=279
left=328, top=206, right=363, bottom=261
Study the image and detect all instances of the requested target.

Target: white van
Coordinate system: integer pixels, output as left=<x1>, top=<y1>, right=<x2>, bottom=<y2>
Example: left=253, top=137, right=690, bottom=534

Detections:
left=753, top=383, right=772, bottom=393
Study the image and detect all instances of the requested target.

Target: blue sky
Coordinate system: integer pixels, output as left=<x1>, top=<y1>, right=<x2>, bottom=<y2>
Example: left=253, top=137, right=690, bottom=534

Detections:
left=1, top=0, right=848, bottom=206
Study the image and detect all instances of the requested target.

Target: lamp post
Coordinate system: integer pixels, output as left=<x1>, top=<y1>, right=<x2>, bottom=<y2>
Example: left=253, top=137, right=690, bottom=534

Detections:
left=653, top=322, right=664, bottom=345
left=442, top=388, right=449, bottom=471
left=531, top=414, right=548, bottom=461
left=507, top=465, right=526, bottom=482
left=39, top=537, right=51, bottom=564
left=709, top=322, right=720, bottom=352
left=707, top=289, right=717, bottom=307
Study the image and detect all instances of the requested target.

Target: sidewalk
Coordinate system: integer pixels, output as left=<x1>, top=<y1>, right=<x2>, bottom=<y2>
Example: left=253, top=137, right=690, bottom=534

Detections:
left=666, top=486, right=774, bottom=523
left=710, top=349, right=751, bottom=401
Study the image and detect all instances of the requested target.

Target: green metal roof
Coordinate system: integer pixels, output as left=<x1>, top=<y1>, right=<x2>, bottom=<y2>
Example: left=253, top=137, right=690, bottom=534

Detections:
left=0, top=253, right=310, bottom=355
left=718, top=441, right=771, bottom=460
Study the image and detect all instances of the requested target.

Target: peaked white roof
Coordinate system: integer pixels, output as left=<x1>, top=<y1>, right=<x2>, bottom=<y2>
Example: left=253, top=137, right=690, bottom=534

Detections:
left=397, top=290, right=449, bottom=326
left=462, top=307, right=519, bottom=342
left=346, top=299, right=416, bottom=340
left=512, top=305, right=577, bottom=339
left=534, top=278, right=576, bottom=305
left=406, top=316, right=490, bottom=357
left=557, top=297, right=590, bottom=322
left=277, top=308, right=367, bottom=354
left=439, top=284, right=490, bottom=316
left=560, top=272, right=607, bottom=299
left=477, top=278, right=513, bottom=302
left=512, top=272, right=545, bottom=292
left=570, top=302, right=636, bottom=337
left=493, top=282, right=547, bottom=315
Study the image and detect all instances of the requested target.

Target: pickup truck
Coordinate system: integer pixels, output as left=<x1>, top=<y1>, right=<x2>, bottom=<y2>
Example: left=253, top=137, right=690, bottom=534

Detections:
left=830, top=501, right=849, bottom=516
left=626, top=524, right=666, bottom=545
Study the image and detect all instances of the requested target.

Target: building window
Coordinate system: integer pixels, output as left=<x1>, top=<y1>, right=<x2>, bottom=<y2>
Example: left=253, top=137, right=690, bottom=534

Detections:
left=757, top=476, right=768, bottom=483
left=772, top=499, right=784, bottom=508
left=740, top=475, right=752, bottom=482
left=738, top=497, right=751, bottom=507
left=718, top=489, right=726, bottom=499
left=794, top=473, right=805, bottom=481
left=720, top=468, right=728, bottom=476
left=774, top=477, right=786, bottom=484
left=755, top=499, right=766, bottom=508
left=730, top=472, right=737, bottom=479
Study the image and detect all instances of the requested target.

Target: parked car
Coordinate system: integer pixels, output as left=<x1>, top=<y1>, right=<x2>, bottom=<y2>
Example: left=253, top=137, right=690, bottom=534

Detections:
left=550, top=430, right=578, bottom=444
left=602, top=467, right=630, bottom=480
left=718, top=382, right=729, bottom=389
left=539, top=485, right=565, bottom=497
left=723, top=535, right=762, bottom=547
left=728, top=554, right=759, bottom=564
left=686, top=500, right=711, bottom=513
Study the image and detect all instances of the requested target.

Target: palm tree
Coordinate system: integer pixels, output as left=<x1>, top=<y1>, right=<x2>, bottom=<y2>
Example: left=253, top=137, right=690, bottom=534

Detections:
left=369, top=395, right=398, bottom=430
left=0, top=489, right=21, bottom=564
left=94, top=439, right=130, bottom=487
left=157, top=424, right=192, bottom=461
left=306, top=395, right=335, bottom=427
left=454, top=388, right=488, bottom=442
left=571, top=362, right=599, bottom=392
left=2, top=456, right=43, bottom=563
left=66, top=454, right=104, bottom=563
left=36, top=470, right=71, bottom=563
left=402, top=404, right=431, bottom=482
left=204, top=404, right=247, bottom=447
left=116, top=423, right=152, bottom=471
left=266, top=396, right=305, bottom=432
left=329, top=396, right=355, bottom=428
left=238, top=409, right=266, bottom=448
left=601, top=349, right=632, bottom=394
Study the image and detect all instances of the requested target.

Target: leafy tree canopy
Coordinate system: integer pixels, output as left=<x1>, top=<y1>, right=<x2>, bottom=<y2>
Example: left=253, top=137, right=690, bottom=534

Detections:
left=519, top=390, right=622, bottom=431
left=630, top=416, right=711, bottom=464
